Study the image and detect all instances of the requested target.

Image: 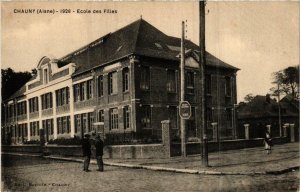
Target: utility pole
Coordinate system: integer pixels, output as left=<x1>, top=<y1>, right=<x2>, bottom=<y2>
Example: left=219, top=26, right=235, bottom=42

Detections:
left=200, top=0, right=208, bottom=166
left=180, top=21, right=186, bottom=158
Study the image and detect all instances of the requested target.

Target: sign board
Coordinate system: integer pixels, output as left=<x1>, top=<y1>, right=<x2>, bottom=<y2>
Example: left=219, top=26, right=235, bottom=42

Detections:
left=179, top=101, right=192, bottom=119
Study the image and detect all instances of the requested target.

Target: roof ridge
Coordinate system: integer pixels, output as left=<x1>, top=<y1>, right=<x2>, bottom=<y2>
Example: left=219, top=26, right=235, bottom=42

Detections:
left=58, top=18, right=143, bottom=61
left=132, top=18, right=143, bottom=54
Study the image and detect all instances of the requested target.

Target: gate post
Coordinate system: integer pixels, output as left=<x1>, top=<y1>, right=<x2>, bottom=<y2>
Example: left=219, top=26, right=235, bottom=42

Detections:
left=161, top=120, right=171, bottom=158
left=244, top=124, right=250, bottom=140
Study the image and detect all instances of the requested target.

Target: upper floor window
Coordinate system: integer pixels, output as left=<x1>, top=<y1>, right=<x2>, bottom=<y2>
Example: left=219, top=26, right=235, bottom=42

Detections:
left=17, top=101, right=27, bottom=116
left=167, top=70, right=176, bottom=93
left=41, top=92, right=53, bottom=110
left=123, top=68, right=129, bottom=92
left=87, top=80, right=94, bottom=99
left=186, top=71, right=195, bottom=94
left=74, top=82, right=87, bottom=102
left=206, top=74, right=212, bottom=95
left=140, top=66, right=150, bottom=90
left=44, top=68, right=49, bottom=84
left=97, top=75, right=103, bottom=97
left=108, top=72, right=118, bottom=95
left=29, top=97, right=39, bottom=113
left=225, top=76, right=232, bottom=97
left=58, top=87, right=70, bottom=105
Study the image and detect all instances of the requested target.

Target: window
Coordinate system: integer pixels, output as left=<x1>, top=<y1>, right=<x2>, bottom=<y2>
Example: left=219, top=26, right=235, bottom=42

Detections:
left=187, top=107, right=196, bottom=137
left=109, top=108, right=118, bottom=129
left=57, top=116, right=70, bottom=134
left=87, top=80, right=94, bottom=99
left=186, top=71, right=195, bottom=94
left=41, top=92, right=53, bottom=110
left=80, top=82, right=86, bottom=101
left=108, top=72, right=118, bottom=95
left=17, top=101, right=27, bottom=115
left=98, top=110, right=104, bottom=123
left=57, top=117, right=62, bottom=134
left=44, top=68, right=48, bottom=84
left=226, top=108, right=233, bottom=127
left=75, top=114, right=81, bottom=133
left=140, top=66, right=150, bottom=90
left=206, top=74, right=212, bottom=95
left=29, top=97, right=39, bottom=113
left=123, top=68, right=129, bottom=92
left=30, top=121, right=39, bottom=136
left=88, top=112, right=95, bottom=132
left=141, top=105, right=151, bottom=129
left=48, top=119, right=53, bottom=135
left=123, top=106, right=130, bottom=129
left=98, top=75, right=103, bottom=97
left=225, top=76, right=232, bottom=97
left=206, top=108, right=213, bottom=122
left=167, top=70, right=176, bottom=93
left=74, top=84, right=80, bottom=102
left=82, top=113, right=88, bottom=133
left=168, top=106, right=178, bottom=129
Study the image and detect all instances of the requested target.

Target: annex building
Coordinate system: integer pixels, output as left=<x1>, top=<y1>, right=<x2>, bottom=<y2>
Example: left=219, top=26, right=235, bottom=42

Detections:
left=2, top=19, right=239, bottom=144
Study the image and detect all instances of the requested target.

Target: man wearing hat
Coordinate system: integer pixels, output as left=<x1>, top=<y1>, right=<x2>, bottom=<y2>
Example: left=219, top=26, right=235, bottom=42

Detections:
left=95, top=134, right=104, bottom=171
left=82, top=133, right=91, bottom=172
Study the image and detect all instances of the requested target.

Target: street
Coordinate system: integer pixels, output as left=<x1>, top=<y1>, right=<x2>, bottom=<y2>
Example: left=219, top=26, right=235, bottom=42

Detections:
left=2, top=154, right=299, bottom=192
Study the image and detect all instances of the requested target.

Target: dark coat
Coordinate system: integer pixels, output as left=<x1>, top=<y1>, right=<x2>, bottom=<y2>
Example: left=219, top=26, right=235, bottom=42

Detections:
left=95, top=138, right=104, bottom=156
left=82, top=138, right=91, bottom=157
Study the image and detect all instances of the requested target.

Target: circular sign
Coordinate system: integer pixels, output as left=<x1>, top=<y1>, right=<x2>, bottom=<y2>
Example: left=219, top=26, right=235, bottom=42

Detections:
left=179, top=101, right=192, bottom=119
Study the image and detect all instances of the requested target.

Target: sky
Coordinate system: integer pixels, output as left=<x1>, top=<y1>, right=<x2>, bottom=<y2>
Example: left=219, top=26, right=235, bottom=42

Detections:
left=1, top=1, right=299, bottom=102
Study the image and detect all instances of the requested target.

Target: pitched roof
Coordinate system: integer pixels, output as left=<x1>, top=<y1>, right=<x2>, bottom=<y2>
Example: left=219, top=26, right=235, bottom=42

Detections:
left=60, top=19, right=238, bottom=76
left=5, top=84, right=26, bottom=101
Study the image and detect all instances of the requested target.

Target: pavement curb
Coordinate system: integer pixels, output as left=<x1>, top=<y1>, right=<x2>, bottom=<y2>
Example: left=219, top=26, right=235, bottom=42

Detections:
left=3, top=152, right=299, bottom=176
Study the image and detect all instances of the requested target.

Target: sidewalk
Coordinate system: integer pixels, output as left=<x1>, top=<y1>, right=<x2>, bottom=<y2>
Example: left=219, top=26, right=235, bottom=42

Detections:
left=3, top=142, right=299, bottom=175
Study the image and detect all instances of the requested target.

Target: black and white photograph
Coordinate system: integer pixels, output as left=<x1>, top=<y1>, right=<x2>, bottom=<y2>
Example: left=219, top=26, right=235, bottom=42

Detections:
left=1, top=1, right=299, bottom=191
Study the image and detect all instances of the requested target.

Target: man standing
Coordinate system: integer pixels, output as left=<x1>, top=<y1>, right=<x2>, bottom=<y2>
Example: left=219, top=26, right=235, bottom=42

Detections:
left=82, top=134, right=91, bottom=172
left=95, top=135, right=104, bottom=172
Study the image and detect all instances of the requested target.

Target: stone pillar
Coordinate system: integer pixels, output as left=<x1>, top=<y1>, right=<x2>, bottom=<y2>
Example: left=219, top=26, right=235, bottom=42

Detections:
left=244, top=124, right=250, bottom=140
left=211, top=122, right=218, bottom=142
left=69, top=85, right=75, bottom=137
left=283, top=123, right=289, bottom=137
left=161, top=120, right=171, bottom=158
left=290, top=124, right=295, bottom=142
left=52, top=91, right=58, bottom=139
left=266, top=125, right=271, bottom=134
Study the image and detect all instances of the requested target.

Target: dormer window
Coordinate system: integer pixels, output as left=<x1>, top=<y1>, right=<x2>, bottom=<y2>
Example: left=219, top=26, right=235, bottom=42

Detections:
left=44, top=68, right=49, bottom=84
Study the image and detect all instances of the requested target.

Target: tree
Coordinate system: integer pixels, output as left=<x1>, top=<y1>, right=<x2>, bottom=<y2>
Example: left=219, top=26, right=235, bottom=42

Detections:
left=270, top=66, right=299, bottom=100
left=244, top=93, right=254, bottom=103
left=1, top=68, right=33, bottom=101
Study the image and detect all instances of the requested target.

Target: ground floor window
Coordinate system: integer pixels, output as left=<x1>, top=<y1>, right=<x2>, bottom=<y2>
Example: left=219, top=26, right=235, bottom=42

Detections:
left=42, top=119, right=54, bottom=136
left=141, top=105, right=151, bottom=129
left=168, top=106, right=178, bottom=129
left=57, top=116, right=70, bottom=134
left=30, top=121, right=39, bottom=136
left=123, top=106, right=130, bottom=129
left=110, top=108, right=119, bottom=130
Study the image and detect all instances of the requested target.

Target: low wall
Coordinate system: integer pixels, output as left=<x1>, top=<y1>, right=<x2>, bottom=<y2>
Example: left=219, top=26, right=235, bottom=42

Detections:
left=3, top=137, right=289, bottom=159
left=2, top=143, right=168, bottom=159
left=171, top=137, right=289, bottom=156
left=2, top=145, right=42, bottom=153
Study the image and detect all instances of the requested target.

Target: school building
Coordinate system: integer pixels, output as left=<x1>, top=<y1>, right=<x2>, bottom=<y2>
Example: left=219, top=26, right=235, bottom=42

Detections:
left=2, top=19, right=239, bottom=144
